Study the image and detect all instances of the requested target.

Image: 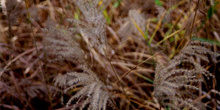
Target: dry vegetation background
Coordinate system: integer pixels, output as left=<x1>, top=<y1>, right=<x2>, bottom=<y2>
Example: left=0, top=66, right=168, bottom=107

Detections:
left=0, top=0, right=220, bottom=110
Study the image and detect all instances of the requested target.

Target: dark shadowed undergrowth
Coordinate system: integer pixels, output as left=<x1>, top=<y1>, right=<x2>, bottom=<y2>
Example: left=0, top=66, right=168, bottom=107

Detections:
left=0, top=0, right=220, bottom=110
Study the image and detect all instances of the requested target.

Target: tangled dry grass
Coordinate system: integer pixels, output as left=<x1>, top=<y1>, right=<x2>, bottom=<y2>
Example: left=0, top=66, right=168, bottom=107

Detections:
left=0, top=0, right=220, bottom=110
